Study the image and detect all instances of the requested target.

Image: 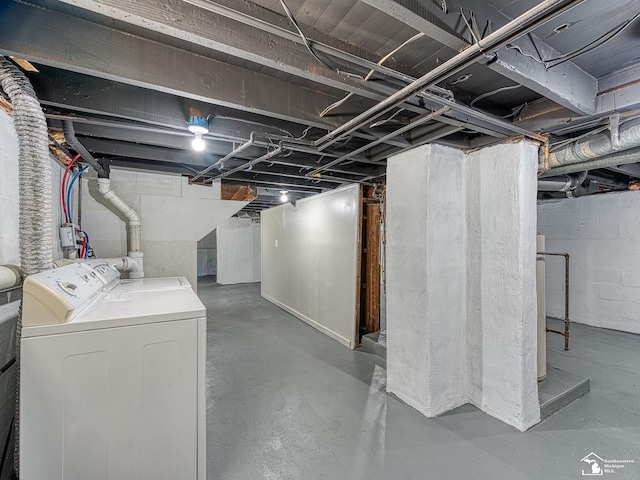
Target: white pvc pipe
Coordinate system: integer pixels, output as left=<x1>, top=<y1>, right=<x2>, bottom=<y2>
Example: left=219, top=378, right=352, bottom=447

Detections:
left=103, top=256, right=144, bottom=278
left=0, top=265, right=21, bottom=290
left=96, top=178, right=144, bottom=278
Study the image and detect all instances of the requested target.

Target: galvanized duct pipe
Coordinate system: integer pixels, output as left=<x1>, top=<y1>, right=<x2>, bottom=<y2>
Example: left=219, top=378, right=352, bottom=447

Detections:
left=541, top=145, right=640, bottom=177
left=538, top=171, right=587, bottom=192
left=0, top=56, right=54, bottom=477
left=543, top=118, right=640, bottom=174
left=0, top=58, right=53, bottom=276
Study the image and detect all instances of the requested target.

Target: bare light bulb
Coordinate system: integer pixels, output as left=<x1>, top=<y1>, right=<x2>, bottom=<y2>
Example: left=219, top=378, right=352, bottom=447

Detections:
left=192, top=133, right=205, bottom=151
left=279, top=190, right=289, bottom=202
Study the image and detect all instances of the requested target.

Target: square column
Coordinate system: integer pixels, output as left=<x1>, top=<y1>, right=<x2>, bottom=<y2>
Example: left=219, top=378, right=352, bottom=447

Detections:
left=386, top=144, right=467, bottom=417
left=386, top=141, right=540, bottom=431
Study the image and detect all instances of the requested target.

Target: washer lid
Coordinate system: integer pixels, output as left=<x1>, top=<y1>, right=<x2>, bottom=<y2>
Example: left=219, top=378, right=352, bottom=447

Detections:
left=22, top=285, right=206, bottom=337
left=115, top=276, right=192, bottom=292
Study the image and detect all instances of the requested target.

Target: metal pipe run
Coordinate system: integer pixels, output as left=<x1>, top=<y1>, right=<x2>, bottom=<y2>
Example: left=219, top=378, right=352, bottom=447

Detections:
left=209, top=146, right=285, bottom=181
left=307, top=107, right=450, bottom=176
left=192, top=132, right=257, bottom=181
left=311, top=0, right=583, bottom=151
left=538, top=252, right=571, bottom=351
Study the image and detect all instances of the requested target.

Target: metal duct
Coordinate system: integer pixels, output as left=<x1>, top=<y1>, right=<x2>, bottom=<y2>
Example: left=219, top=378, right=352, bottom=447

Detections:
left=544, top=118, right=640, bottom=174
left=541, top=146, right=640, bottom=177
left=0, top=56, right=54, bottom=477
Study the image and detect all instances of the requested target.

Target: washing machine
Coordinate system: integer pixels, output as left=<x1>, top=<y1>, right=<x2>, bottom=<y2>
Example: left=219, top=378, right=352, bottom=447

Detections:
left=19, top=261, right=207, bottom=480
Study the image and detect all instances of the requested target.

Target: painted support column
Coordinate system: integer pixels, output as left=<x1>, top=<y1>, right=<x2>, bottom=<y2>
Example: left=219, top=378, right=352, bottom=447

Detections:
left=386, top=144, right=467, bottom=417
left=386, top=141, right=540, bottom=431
left=466, top=142, right=540, bottom=430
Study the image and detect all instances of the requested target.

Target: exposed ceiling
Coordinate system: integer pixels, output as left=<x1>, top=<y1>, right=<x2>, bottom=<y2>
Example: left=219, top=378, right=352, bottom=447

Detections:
left=2, top=0, right=640, bottom=211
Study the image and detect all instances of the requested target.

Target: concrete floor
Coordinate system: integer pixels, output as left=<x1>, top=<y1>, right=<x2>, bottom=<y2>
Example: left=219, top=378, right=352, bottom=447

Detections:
left=199, top=279, right=640, bottom=480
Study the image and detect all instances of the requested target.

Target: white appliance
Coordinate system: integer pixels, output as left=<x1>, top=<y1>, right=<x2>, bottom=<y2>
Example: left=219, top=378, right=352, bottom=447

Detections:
left=19, top=261, right=207, bottom=480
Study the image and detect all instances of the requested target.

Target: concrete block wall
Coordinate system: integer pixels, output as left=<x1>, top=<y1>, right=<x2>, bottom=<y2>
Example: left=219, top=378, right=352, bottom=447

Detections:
left=81, top=170, right=247, bottom=288
left=386, top=141, right=540, bottom=431
left=216, top=217, right=261, bottom=285
left=538, top=190, right=640, bottom=334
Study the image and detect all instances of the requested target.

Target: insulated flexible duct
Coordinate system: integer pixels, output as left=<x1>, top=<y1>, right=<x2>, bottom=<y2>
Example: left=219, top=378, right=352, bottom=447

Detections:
left=0, top=56, right=53, bottom=477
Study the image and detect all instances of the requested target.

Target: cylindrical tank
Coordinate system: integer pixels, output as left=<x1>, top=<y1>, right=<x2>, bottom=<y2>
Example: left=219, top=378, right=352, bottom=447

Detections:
left=536, top=233, right=547, bottom=382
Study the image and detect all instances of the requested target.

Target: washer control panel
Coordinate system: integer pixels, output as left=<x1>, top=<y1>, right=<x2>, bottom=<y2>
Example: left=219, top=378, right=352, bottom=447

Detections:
left=22, top=262, right=121, bottom=326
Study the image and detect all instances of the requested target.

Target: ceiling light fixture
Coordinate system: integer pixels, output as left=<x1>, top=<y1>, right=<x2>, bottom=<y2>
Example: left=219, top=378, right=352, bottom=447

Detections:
left=187, top=116, right=209, bottom=152
left=279, top=190, right=289, bottom=202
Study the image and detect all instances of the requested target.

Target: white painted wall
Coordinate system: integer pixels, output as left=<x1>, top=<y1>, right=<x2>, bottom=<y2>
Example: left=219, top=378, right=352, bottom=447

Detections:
left=81, top=169, right=247, bottom=289
left=386, top=142, right=540, bottom=431
left=261, top=184, right=360, bottom=348
left=216, top=217, right=261, bottom=284
left=0, top=111, right=19, bottom=265
left=538, top=191, right=640, bottom=334
left=0, top=111, right=64, bottom=264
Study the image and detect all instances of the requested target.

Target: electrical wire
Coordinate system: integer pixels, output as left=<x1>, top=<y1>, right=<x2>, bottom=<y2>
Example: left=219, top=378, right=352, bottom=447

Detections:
left=470, top=84, right=522, bottom=107
left=364, top=33, right=425, bottom=82
left=279, top=0, right=363, bottom=79
left=61, top=154, right=81, bottom=224
left=66, top=164, right=90, bottom=224
left=321, top=33, right=425, bottom=118
left=506, top=13, right=640, bottom=70
left=320, top=92, right=354, bottom=117
left=369, top=109, right=405, bottom=128
left=80, top=233, right=87, bottom=259
left=82, top=231, right=90, bottom=258
left=544, top=13, right=640, bottom=68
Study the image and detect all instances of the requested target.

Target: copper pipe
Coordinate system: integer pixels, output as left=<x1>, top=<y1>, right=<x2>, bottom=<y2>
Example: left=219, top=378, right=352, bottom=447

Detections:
left=537, top=252, right=570, bottom=351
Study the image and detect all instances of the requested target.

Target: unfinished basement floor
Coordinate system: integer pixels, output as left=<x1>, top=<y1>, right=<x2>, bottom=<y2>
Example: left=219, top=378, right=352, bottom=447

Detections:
left=199, top=279, right=640, bottom=480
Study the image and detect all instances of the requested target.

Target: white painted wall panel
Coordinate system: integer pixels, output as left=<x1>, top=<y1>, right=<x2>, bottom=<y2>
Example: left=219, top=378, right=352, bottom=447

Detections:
left=261, top=184, right=360, bottom=348
left=538, top=190, right=640, bottom=333
left=217, top=218, right=260, bottom=285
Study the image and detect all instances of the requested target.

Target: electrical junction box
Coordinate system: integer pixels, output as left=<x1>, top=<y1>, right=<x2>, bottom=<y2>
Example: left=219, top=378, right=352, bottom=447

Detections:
left=59, top=225, right=75, bottom=247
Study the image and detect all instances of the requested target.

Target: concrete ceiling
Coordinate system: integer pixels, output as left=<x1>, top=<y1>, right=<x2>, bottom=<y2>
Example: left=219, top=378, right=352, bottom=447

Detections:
left=2, top=0, right=640, bottom=210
